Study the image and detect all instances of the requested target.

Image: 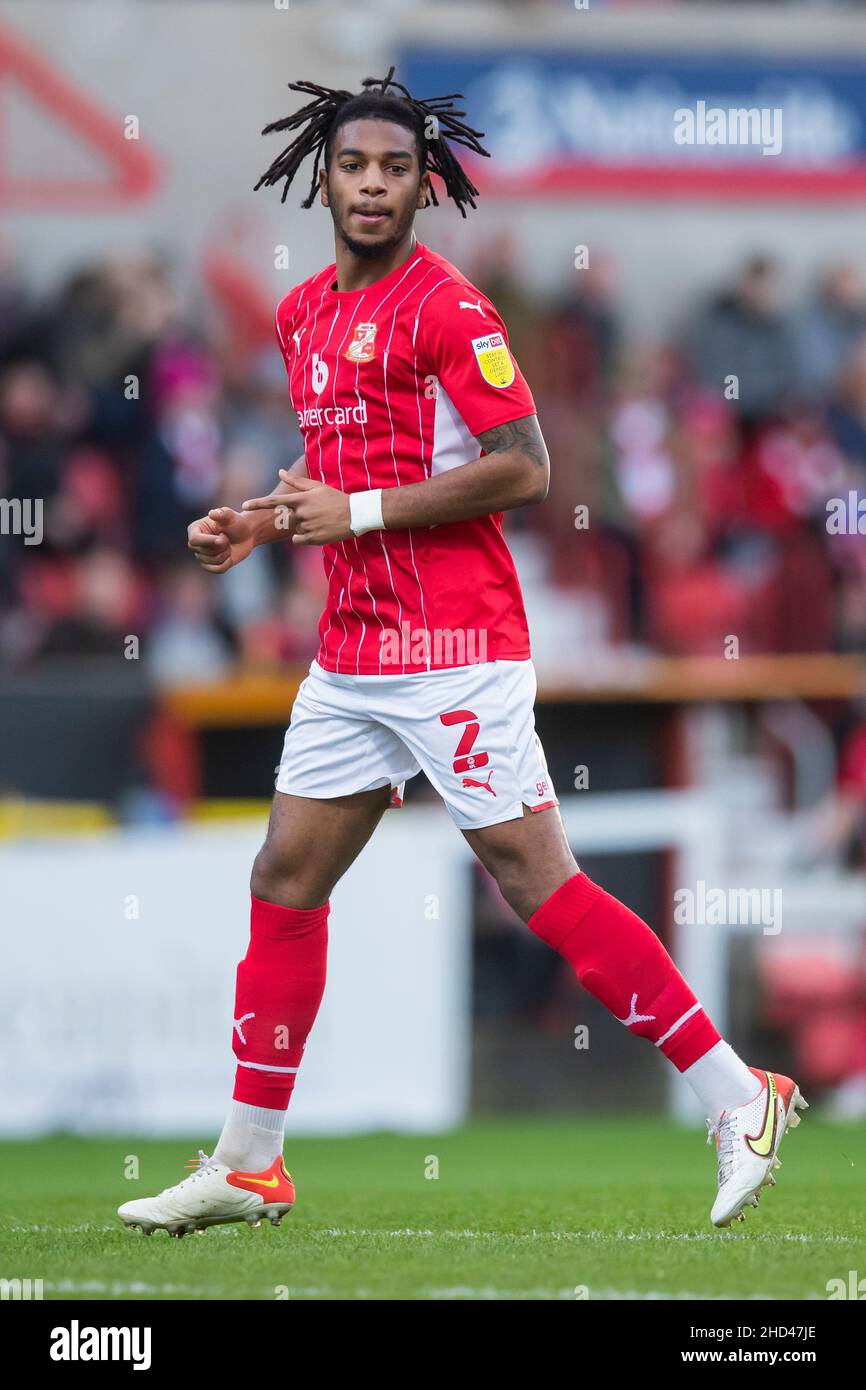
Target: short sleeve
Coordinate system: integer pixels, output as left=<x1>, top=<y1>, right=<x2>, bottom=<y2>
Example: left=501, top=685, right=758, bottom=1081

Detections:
left=275, top=293, right=296, bottom=379
left=278, top=287, right=308, bottom=386
left=418, top=281, right=536, bottom=438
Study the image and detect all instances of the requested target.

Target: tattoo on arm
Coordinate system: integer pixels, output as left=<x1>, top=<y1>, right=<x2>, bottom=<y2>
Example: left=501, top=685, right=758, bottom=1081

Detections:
left=476, top=414, right=549, bottom=470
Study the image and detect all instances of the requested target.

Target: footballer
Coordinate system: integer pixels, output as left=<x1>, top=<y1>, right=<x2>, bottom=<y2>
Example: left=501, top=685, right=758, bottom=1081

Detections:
left=118, top=68, right=806, bottom=1238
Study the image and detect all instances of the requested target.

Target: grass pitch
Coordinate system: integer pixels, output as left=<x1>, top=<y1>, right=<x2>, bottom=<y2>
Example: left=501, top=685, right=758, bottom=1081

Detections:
left=1, top=1116, right=863, bottom=1300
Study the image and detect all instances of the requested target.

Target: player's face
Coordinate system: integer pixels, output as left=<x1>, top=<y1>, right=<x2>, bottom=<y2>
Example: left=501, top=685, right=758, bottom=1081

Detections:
left=321, top=118, right=430, bottom=260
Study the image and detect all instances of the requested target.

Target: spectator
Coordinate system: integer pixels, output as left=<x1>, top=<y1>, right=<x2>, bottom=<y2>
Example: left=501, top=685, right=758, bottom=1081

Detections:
left=795, top=262, right=866, bottom=403
left=681, top=255, right=796, bottom=427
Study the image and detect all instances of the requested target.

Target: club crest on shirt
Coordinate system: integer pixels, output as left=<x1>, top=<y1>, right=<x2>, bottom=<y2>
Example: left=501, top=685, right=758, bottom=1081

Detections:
left=470, top=331, right=515, bottom=388
left=344, top=322, right=378, bottom=362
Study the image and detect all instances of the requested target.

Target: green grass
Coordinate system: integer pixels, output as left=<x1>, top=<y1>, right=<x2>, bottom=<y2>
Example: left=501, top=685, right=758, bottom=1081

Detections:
left=1, top=1116, right=863, bottom=1300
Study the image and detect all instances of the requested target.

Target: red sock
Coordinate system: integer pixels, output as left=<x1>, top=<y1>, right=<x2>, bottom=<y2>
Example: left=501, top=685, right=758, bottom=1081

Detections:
left=231, top=895, right=329, bottom=1108
left=528, top=872, right=720, bottom=1070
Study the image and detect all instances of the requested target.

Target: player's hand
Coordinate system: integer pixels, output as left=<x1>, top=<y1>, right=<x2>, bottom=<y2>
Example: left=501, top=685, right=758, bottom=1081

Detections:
left=242, top=474, right=352, bottom=546
left=187, top=507, right=259, bottom=573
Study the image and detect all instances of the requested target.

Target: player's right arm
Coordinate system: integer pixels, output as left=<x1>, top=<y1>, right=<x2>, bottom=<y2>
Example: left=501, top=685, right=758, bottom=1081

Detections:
left=187, top=452, right=308, bottom=574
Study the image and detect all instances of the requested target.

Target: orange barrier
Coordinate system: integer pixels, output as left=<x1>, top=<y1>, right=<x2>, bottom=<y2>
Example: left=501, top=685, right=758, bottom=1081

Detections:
left=159, top=654, right=866, bottom=730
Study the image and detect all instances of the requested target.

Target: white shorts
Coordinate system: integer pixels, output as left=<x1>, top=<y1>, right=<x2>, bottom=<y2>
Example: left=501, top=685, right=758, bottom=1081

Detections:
left=275, top=658, right=559, bottom=830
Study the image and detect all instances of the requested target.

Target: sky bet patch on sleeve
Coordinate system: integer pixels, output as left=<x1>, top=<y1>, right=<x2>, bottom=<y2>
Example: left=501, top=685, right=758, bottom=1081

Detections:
left=470, top=331, right=515, bottom=388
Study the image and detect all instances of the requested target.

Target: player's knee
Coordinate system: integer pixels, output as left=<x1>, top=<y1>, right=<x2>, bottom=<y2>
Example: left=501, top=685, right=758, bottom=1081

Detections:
left=486, top=842, right=578, bottom=924
left=250, top=844, right=328, bottom=910
left=487, top=859, right=535, bottom=922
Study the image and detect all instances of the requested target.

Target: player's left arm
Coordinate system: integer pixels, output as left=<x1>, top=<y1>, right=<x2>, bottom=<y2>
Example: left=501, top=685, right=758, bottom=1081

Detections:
left=382, top=413, right=549, bottom=528
left=242, top=283, right=549, bottom=543
left=241, top=415, right=549, bottom=544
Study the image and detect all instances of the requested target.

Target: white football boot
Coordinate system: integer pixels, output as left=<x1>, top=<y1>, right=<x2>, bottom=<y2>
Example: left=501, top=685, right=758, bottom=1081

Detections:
left=118, top=1150, right=295, bottom=1237
left=707, top=1066, right=808, bottom=1228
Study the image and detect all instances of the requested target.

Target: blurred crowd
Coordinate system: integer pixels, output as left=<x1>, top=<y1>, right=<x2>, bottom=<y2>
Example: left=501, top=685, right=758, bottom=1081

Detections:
left=481, top=243, right=866, bottom=662
left=0, top=238, right=319, bottom=686
left=2, top=235, right=866, bottom=685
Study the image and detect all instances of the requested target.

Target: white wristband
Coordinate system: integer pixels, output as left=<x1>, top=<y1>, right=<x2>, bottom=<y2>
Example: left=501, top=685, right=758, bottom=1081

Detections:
left=349, top=488, right=384, bottom=536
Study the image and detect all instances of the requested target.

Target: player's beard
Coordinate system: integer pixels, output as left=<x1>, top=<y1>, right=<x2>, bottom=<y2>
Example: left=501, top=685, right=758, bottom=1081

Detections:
left=330, top=194, right=417, bottom=262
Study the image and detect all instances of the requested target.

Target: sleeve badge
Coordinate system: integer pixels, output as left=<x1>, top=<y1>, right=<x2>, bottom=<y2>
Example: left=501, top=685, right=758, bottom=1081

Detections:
left=470, top=331, right=515, bottom=389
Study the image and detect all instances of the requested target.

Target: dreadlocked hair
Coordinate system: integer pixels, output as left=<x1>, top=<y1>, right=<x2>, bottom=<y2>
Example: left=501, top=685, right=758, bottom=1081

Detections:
left=253, top=65, right=490, bottom=218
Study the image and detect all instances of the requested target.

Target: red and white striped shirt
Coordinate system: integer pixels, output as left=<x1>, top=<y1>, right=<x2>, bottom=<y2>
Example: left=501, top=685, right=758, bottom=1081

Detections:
left=275, top=241, right=535, bottom=674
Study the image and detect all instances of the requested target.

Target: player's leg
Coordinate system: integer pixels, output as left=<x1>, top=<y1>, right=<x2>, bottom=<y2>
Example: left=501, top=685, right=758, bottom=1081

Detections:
left=118, top=662, right=418, bottom=1235
left=205, top=662, right=418, bottom=1188
left=461, top=798, right=576, bottom=921
left=117, top=785, right=391, bottom=1236
left=464, top=802, right=807, bottom=1226
left=210, top=786, right=392, bottom=1174
left=250, top=784, right=392, bottom=909
left=390, top=656, right=806, bottom=1227
left=464, top=800, right=748, bottom=1110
